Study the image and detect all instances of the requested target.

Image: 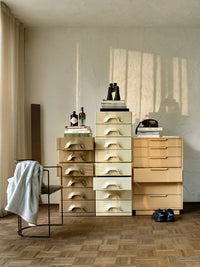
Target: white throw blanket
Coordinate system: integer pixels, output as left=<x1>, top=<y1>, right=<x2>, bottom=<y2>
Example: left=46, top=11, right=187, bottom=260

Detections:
left=5, top=160, right=43, bottom=225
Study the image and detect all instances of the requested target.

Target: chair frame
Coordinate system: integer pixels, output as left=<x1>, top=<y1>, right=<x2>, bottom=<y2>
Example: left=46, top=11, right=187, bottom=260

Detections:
left=17, top=165, right=63, bottom=238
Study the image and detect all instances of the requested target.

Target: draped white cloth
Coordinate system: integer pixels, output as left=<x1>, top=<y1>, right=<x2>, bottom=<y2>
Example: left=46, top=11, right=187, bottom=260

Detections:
left=0, top=2, right=25, bottom=217
left=5, top=161, right=43, bottom=225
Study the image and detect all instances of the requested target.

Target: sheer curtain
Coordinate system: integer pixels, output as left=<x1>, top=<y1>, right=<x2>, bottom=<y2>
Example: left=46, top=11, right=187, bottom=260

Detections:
left=0, top=2, right=26, bottom=217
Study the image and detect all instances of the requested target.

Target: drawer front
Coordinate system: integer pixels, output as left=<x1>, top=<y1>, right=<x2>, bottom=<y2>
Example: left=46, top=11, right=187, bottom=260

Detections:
left=62, top=188, right=95, bottom=201
left=96, top=112, right=132, bottom=124
left=95, top=150, right=132, bottom=163
left=93, top=177, right=132, bottom=190
left=95, top=137, right=132, bottom=150
left=133, top=147, right=182, bottom=157
left=59, top=163, right=93, bottom=176
left=57, top=137, right=94, bottom=150
left=133, top=137, right=183, bottom=148
left=96, top=190, right=132, bottom=200
left=132, top=194, right=182, bottom=210
left=96, top=200, right=132, bottom=215
left=60, top=177, right=93, bottom=188
left=96, top=124, right=132, bottom=137
left=95, top=163, right=132, bottom=176
left=58, top=150, right=94, bottom=163
left=134, top=168, right=182, bottom=182
left=133, top=157, right=182, bottom=167
left=62, top=200, right=95, bottom=213
left=133, top=182, right=182, bottom=195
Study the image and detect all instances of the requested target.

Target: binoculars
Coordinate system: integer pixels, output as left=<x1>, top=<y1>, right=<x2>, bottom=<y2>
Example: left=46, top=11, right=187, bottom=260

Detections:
left=107, top=83, right=121, bottom=101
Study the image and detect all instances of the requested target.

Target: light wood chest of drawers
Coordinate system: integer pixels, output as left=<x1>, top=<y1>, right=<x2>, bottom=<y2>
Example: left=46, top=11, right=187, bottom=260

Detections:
left=57, top=137, right=95, bottom=216
left=94, top=111, right=132, bottom=216
left=132, top=137, right=183, bottom=215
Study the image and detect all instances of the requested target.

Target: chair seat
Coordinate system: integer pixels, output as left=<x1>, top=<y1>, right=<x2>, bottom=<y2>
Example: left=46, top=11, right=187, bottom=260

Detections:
left=41, top=184, right=63, bottom=194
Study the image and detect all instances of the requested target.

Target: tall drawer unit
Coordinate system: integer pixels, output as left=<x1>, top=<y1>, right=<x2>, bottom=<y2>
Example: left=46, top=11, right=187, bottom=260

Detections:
left=132, top=137, right=183, bottom=215
left=57, top=137, right=95, bottom=216
left=94, top=112, right=132, bottom=216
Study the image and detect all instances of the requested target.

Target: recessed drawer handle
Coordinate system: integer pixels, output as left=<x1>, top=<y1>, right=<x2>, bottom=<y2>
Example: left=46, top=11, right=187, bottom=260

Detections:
left=68, top=192, right=85, bottom=199
left=150, top=147, right=167, bottom=149
left=104, top=193, right=120, bottom=199
left=68, top=179, right=87, bottom=186
left=68, top=205, right=86, bottom=212
left=105, top=205, right=122, bottom=212
left=104, top=142, right=121, bottom=148
left=104, top=154, right=121, bottom=161
left=148, top=156, right=168, bottom=159
left=104, top=129, right=121, bottom=136
left=104, top=115, right=123, bottom=123
left=150, top=138, right=168, bottom=141
left=104, top=167, right=120, bottom=174
left=67, top=154, right=85, bottom=161
left=103, top=183, right=121, bottom=189
left=65, top=141, right=85, bottom=149
left=150, top=168, right=168, bottom=171
left=65, top=168, right=84, bottom=175
left=149, top=194, right=168, bottom=197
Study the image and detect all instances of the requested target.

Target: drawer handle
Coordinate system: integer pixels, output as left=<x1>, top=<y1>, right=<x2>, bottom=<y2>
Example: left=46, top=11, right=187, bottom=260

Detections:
left=68, top=179, right=87, bottom=187
left=150, top=147, right=167, bottom=149
left=104, top=115, right=123, bottom=123
left=105, top=205, right=122, bottom=212
left=104, top=167, right=120, bottom=174
left=65, top=141, right=85, bottom=149
left=150, top=168, right=168, bottom=171
left=68, top=205, right=86, bottom=212
left=104, top=154, right=121, bottom=161
left=103, top=182, right=121, bottom=189
left=65, top=167, right=84, bottom=175
left=148, top=156, right=168, bottom=159
left=104, top=129, right=121, bottom=136
left=104, top=142, right=121, bottom=148
left=149, top=194, right=168, bottom=197
left=104, top=193, right=120, bottom=199
left=68, top=192, right=85, bottom=199
left=67, top=153, right=85, bottom=161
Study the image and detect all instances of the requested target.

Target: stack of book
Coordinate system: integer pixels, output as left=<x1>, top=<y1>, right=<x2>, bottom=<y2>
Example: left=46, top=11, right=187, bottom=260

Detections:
left=100, top=100, right=129, bottom=111
left=64, top=126, right=92, bottom=137
left=136, top=127, right=163, bottom=137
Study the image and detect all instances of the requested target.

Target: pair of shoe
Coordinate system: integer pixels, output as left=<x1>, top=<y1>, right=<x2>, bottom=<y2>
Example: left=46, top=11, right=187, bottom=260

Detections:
left=152, top=208, right=175, bottom=222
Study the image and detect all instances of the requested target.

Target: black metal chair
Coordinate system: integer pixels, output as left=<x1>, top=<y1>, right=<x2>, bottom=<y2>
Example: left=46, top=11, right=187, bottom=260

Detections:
left=15, top=161, right=63, bottom=238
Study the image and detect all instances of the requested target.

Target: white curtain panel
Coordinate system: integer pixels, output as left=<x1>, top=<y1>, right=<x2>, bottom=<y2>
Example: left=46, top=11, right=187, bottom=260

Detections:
left=0, top=2, right=26, bottom=217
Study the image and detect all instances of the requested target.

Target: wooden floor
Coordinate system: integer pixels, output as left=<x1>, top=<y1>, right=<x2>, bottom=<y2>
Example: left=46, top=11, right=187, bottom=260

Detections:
left=0, top=203, right=200, bottom=267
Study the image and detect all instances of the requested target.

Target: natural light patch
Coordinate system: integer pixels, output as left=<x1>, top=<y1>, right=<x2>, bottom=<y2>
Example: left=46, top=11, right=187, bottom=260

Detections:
left=181, top=58, right=188, bottom=116
left=155, top=55, right=161, bottom=112
left=76, top=42, right=79, bottom=113
left=173, top=57, right=180, bottom=103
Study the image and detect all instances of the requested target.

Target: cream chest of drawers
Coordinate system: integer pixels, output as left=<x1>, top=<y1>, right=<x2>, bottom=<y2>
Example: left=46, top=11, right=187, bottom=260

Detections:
left=132, top=137, right=183, bottom=215
left=57, top=137, right=95, bottom=216
left=94, top=111, right=132, bottom=216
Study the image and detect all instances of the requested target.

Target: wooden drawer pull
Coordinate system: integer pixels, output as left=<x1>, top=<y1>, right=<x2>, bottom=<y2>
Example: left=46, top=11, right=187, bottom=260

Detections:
left=150, top=147, right=167, bottom=149
left=150, top=138, right=168, bottom=141
left=68, top=205, right=86, bottom=212
left=65, top=141, right=85, bottom=149
left=65, top=167, right=84, bottom=175
left=105, top=205, right=122, bottom=212
left=104, top=115, right=123, bottom=123
left=103, top=182, right=121, bottom=189
left=104, top=129, right=121, bottom=136
left=150, top=168, right=168, bottom=171
left=148, top=156, right=168, bottom=159
left=104, top=141, right=121, bottom=148
left=104, top=154, right=121, bottom=161
left=67, top=153, right=85, bottom=161
left=68, top=179, right=87, bottom=186
left=68, top=192, right=85, bottom=199
left=104, top=193, right=120, bottom=199
left=149, top=194, right=168, bottom=197
left=104, top=167, right=120, bottom=174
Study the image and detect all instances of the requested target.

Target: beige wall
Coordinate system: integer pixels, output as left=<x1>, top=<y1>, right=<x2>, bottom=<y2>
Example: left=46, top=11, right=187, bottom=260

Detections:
left=25, top=27, right=200, bottom=202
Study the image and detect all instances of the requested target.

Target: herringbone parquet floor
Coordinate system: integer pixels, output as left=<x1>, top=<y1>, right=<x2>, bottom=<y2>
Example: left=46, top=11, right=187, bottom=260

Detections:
left=0, top=203, right=199, bottom=267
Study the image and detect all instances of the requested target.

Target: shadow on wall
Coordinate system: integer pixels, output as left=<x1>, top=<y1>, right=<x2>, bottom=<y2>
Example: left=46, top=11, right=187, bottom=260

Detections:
left=109, top=47, right=200, bottom=202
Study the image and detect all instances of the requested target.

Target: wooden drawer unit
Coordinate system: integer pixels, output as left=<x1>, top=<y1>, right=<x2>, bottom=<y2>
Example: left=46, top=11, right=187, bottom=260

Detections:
left=95, top=149, right=132, bottom=163
left=93, top=177, right=132, bottom=191
left=95, top=137, right=132, bottom=150
left=57, top=137, right=94, bottom=151
left=96, top=112, right=132, bottom=124
left=94, top=112, right=132, bottom=216
left=57, top=136, right=95, bottom=216
left=95, top=163, right=132, bottom=176
left=132, top=137, right=183, bottom=215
